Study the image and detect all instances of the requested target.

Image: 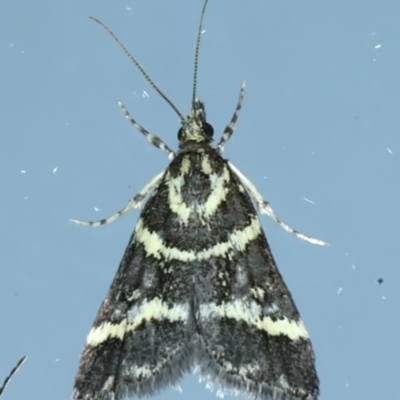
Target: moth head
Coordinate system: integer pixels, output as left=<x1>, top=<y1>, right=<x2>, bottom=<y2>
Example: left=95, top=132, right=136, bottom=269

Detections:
left=178, top=98, right=214, bottom=146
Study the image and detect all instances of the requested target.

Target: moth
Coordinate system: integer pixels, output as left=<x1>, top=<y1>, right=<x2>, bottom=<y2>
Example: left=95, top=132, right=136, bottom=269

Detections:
left=71, top=1, right=326, bottom=399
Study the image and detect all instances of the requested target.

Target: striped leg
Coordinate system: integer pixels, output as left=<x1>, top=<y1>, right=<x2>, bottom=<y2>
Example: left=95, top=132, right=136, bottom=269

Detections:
left=217, top=81, right=246, bottom=154
left=118, top=101, right=175, bottom=160
left=70, top=170, right=165, bottom=227
left=228, top=162, right=328, bottom=246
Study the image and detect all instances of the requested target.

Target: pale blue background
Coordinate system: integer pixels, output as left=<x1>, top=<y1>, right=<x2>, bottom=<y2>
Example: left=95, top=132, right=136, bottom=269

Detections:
left=1, top=1, right=399, bottom=399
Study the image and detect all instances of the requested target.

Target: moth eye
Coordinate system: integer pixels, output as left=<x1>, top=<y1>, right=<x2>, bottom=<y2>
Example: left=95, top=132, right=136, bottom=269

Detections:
left=177, top=128, right=183, bottom=141
left=203, top=122, right=214, bottom=139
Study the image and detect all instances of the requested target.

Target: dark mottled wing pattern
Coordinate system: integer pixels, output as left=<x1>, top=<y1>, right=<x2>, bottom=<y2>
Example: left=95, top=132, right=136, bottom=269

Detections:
left=73, top=143, right=318, bottom=400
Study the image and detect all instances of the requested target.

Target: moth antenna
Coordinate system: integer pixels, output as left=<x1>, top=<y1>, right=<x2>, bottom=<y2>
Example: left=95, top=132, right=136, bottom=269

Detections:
left=90, top=17, right=186, bottom=124
left=0, top=355, right=27, bottom=396
left=192, top=0, right=210, bottom=108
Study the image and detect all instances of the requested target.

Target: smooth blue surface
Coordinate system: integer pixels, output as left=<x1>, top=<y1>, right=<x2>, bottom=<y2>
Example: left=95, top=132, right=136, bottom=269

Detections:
left=1, top=1, right=399, bottom=399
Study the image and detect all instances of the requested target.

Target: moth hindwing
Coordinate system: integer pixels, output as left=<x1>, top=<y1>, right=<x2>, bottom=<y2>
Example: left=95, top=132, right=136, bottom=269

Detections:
left=71, top=1, right=326, bottom=400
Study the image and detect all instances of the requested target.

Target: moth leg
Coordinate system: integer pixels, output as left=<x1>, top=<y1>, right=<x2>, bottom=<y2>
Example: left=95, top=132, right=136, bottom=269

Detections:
left=217, top=81, right=246, bottom=154
left=70, top=169, right=165, bottom=227
left=118, top=101, right=176, bottom=160
left=228, top=161, right=328, bottom=246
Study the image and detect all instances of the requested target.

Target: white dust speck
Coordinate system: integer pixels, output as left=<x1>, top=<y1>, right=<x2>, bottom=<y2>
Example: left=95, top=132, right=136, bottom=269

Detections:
left=9, top=43, right=14, bottom=48
left=382, top=296, right=386, bottom=300
left=303, top=197, right=316, bottom=205
left=351, top=265, right=356, bottom=270
left=94, top=207, right=99, bottom=212
left=126, top=7, right=132, bottom=11
left=201, top=29, right=206, bottom=34
left=375, top=44, right=382, bottom=49
left=337, top=287, right=343, bottom=294
left=142, top=90, right=149, bottom=98
left=387, top=147, right=393, bottom=154
left=21, top=170, right=26, bottom=174
left=24, top=196, right=29, bottom=200
left=345, top=383, right=350, bottom=387
left=52, top=167, right=58, bottom=174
